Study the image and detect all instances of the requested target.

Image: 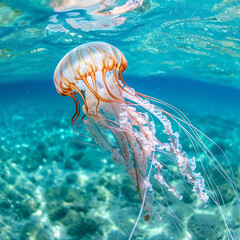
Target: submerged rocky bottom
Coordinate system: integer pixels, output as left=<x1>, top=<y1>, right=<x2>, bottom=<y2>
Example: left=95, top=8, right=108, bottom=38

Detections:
left=0, top=95, right=240, bottom=240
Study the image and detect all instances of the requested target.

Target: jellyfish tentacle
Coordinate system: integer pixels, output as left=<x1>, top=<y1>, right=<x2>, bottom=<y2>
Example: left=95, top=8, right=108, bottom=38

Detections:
left=90, top=72, right=101, bottom=121
left=116, top=114, right=144, bottom=202
left=101, top=69, right=124, bottom=102
left=122, top=89, right=209, bottom=202
left=83, top=93, right=146, bottom=199
left=84, top=118, right=113, bottom=152
left=65, top=92, right=80, bottom=122
left=109, top=125, right=139, bottom=188
left=154, top=162, right=183, bottom=200
left=141, top=95, right=238, bottom=193
left=163, top=125, right=198, bottom=181
left=110, top=101, right=153, bottom=203
left=81, top=75, right=119, bottom=104
left=92, top=44, right=125, bottom=102
left=126, top=109, right=155, bottom=174
left=115, top=73, right=137, bottom=99
left=126, top=104, right=184, bottom=200
left=164, top=110, right=240, bottom=191
left=70, top=84, right=92, bottom=117
left=160, top=108, right=240, bottom=201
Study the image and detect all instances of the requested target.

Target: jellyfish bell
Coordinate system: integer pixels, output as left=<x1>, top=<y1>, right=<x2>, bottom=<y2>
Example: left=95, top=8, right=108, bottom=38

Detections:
left=54, top=42, right=127, bottom=95
left=54, top=42, right=240, bottom=240
left=54, top=42, right=130, bottom=127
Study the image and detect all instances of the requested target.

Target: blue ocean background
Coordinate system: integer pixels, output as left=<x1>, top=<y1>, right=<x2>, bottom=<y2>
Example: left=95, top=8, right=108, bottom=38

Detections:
left=1, top=1, right=240, bottom=239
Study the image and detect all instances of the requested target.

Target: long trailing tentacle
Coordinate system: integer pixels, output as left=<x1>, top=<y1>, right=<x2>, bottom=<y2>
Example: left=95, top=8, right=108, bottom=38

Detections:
left=119, top=77, right=239, bottom=195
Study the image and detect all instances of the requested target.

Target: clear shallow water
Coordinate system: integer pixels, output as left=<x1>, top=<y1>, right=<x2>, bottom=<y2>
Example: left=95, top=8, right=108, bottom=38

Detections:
left=1, top=1, right=240, bottom=240
left=1, top=0, right=240, bottom=87
left=1, top=77, right=240, bottom=240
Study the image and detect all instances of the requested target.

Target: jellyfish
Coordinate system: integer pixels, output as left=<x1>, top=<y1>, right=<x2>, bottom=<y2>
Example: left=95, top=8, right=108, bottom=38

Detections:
left=54, top=42, right=239, bottom=239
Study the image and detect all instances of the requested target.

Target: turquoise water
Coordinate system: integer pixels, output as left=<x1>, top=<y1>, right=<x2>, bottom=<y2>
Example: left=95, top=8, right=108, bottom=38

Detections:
left=1, top=1, right=240, bottom=240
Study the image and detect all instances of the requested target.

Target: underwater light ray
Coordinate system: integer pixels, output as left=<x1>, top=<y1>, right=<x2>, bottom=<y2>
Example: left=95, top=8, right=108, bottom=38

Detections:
left=54, top=41, right=239, bottom=239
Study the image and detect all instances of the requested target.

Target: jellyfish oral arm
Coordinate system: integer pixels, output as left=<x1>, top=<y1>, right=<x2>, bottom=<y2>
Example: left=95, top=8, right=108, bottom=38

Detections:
left=122, top=88, right=209, bottom=203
